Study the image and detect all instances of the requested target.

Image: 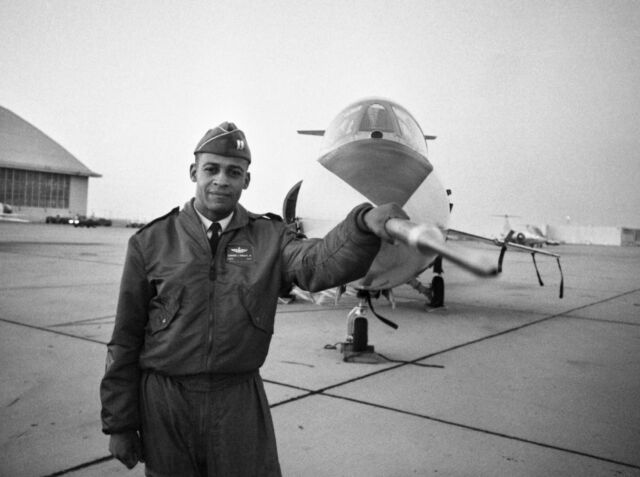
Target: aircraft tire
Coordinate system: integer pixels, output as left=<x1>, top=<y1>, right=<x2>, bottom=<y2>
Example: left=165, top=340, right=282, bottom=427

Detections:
left=352, top=317, right=368, bottom=352
left=430, top=275, right=445, bottom=308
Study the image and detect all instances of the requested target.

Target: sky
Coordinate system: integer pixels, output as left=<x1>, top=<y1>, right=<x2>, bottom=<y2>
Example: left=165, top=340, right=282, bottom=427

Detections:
left=1, top=0, right=639, bottom=234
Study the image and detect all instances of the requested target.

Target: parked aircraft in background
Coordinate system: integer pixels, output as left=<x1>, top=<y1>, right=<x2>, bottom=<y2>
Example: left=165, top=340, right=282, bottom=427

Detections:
left=285, top=97, right=563, bottom=361
left=0, top=203, right=28, bottom=223
left=491, top=214, right=560, bottom=247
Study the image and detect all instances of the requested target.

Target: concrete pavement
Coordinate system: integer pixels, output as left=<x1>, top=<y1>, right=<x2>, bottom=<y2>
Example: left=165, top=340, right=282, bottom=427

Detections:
left=1, top=222, right=639, bottom=476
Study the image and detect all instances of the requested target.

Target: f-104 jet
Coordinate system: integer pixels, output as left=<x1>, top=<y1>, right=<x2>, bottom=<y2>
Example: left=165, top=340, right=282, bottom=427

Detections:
left=283, top=97, right=563, bottom=361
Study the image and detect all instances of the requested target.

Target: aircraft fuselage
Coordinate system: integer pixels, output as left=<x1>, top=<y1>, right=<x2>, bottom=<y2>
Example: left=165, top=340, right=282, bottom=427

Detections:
left=293, top=98, right=450, bottom=289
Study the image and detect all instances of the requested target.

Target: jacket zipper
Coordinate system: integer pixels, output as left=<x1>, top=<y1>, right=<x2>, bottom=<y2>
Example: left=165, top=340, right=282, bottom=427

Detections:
left=206, top=243, right=216, bottom=370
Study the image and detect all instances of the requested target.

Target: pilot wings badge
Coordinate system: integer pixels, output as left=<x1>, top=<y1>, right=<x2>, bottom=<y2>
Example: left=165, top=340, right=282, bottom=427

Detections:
left=226, top=244, right=254, bottom=262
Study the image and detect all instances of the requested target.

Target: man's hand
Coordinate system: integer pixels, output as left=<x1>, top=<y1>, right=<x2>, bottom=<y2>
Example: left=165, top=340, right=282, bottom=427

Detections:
left=109, top=431, right=143, bottom=469
left=363, top=203, right=409, bottom=243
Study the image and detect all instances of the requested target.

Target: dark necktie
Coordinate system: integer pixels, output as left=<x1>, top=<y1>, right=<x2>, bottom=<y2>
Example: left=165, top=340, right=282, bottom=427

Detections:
left=208, top=223, right=221, bottom=256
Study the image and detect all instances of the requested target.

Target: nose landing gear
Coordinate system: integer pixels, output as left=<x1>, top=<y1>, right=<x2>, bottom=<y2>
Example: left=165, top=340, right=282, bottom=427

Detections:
left=340, top=291, right=385, bottom=363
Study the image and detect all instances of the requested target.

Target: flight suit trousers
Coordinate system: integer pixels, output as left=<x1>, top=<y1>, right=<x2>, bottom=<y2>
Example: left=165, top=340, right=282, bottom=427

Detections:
left=140, top=370, right=281, bottom=477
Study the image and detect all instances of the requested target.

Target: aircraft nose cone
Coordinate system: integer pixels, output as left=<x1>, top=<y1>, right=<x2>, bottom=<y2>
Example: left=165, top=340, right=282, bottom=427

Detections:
left=318, top=139, right=433, bottom=206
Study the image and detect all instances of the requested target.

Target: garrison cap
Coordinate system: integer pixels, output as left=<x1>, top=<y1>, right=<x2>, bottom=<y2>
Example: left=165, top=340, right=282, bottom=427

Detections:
left=193, top=122, right=251, bottom=163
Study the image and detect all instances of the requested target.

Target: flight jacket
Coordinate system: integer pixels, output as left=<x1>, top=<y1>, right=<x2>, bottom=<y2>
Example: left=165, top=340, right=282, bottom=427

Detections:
left=100, top=199, right=381, bottom=434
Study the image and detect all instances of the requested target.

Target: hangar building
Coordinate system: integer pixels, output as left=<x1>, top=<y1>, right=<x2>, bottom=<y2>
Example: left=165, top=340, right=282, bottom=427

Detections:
left=0, top=106, right=101, bottom=222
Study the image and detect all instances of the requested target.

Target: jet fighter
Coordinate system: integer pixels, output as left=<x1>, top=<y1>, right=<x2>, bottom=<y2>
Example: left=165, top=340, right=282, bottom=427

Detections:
left=284, top=98, right=563, bottom=361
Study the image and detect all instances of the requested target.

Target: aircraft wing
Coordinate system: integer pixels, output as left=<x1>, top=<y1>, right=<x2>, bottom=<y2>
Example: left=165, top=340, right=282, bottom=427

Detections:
left=297, top=130, right=325, bottom=136
left=447, top=228, right=564, bottom=297
left=297, top=130, right=438, bottom=140
left=448, top=228, right=557, bottom=256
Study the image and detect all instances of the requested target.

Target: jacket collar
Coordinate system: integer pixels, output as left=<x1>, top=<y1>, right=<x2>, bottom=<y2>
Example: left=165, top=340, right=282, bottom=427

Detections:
left=226, top=203, right=250, bottom=232
left=178, top=200, right=207, bottom=251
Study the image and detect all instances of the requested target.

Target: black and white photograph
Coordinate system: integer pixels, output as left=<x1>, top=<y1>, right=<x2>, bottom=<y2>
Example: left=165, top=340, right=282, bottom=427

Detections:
left=1, top=1, right=639, bottom=475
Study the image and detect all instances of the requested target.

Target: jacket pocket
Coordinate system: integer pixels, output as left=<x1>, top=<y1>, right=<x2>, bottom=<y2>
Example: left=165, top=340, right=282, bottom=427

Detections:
left=147, top=287, right=184, bottom=334
left=241, top=285, right=275, bottom=335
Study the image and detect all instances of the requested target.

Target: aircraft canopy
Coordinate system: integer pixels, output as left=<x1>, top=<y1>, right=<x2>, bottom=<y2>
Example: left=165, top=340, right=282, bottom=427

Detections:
left=320, top=98, right=429, bottom=159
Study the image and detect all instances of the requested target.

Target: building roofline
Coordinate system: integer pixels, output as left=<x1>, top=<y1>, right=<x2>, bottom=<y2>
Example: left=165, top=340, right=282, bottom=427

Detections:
left=0, top=106, right=101, bottom=178
left=0, top=160, right=102, bottom=178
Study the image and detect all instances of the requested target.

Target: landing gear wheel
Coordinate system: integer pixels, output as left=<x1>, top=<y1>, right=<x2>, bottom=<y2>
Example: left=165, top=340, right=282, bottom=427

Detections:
left=352, top=317, right=369, bottom=352
left=430, top=275, right=445, bottom=308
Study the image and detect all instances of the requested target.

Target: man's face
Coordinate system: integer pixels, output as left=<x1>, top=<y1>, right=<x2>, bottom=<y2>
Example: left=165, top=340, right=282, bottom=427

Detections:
left=190, top=153, right=250, bottom=221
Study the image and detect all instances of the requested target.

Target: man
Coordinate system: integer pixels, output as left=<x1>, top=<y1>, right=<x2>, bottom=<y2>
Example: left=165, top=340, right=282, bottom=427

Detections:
left=100, top=122, right=406, bottom=476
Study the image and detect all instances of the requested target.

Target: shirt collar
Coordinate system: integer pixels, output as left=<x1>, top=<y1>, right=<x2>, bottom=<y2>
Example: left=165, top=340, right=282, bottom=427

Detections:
left=194, top=206, right=234, bottom=233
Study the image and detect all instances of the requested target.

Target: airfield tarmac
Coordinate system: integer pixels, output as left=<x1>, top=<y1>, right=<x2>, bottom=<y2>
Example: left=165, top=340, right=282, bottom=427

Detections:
left=1, top=221, right=639, bottom=477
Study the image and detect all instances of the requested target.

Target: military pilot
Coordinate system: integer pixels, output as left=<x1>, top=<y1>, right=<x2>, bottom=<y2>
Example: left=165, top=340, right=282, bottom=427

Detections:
left=100, top=122, right=407, bottom=476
